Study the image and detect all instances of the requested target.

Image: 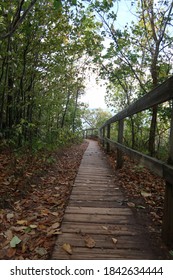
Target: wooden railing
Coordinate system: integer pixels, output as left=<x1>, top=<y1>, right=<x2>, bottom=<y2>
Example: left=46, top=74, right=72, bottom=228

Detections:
left=99, top=76, right=173, bottom=247
left=83, top=127, right=98, bottom=139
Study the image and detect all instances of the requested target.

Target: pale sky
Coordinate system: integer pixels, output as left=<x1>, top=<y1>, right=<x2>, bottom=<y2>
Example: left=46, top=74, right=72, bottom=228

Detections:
left=80, top=0, right=136, bottom=110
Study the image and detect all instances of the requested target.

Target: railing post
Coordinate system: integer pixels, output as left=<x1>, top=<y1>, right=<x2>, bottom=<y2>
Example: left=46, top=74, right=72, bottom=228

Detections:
left=162, top=103, right=173, bottom=247
left=103, top=126, right=105, bottom=148
left=106, top=124, right=111, bottom=153
left=117, top=119, right=124, bottom=169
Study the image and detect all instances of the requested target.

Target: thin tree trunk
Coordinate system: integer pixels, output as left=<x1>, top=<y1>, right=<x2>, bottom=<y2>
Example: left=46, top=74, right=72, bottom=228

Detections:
left=61, top=91, right=71, bottom=129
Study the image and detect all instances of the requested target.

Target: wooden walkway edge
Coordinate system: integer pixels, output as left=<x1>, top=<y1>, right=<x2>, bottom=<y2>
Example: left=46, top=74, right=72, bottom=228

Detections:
left=51, top=140, right=156, bottom=259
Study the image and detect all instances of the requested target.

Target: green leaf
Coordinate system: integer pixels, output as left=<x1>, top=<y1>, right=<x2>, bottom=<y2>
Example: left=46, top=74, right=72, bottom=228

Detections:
left=10, top=236, right=22, bottom=248
left=137, top=205, right=145, bottom=209
left=24, top=227, right=32, bottom=233
left=54, top=0, right=62, bottom=10
left=169, top=250, right=173, bottom=256
left=35, top=247, right=47, bottom=256
left=71, top=0, right=77, bottom=5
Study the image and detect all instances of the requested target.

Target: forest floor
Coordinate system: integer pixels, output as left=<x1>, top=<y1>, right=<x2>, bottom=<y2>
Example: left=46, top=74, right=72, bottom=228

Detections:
left=0, top=140, right=89, bottom=260
left=103, top=145, right=172, bottom=259
left=0, top=139, right=172, bottom=259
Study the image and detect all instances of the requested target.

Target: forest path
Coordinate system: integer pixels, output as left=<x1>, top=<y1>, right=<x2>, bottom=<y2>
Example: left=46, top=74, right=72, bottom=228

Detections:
left=52, top=140, right=157, bottom=259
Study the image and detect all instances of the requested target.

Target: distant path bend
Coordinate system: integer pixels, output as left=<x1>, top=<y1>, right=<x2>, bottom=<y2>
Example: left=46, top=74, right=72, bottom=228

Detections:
left=52, top=140, right=157, bottom=259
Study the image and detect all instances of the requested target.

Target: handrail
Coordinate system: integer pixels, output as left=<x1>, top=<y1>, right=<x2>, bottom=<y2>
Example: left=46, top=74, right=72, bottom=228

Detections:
left=100, top=76, right=173, bottom=128
left=98, top=75, right=173, bottom=247
left=82, top=127, right=98, bottom=139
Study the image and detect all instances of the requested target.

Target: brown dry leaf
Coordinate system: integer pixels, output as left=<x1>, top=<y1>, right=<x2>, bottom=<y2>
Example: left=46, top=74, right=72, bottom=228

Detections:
left=40, top=209, right=50, bottom=216
left=17, top=220, right=28, bottom=225
left=102, top=226, right=108, bottom=230
left=22, top=243, right=27, bottom=254
left=29, top=224, right=37, bottom=229
left=84, top=235, right=96, bottom=248
left=38, top=224, right=47, bottom=230
left=4, top=230, right=13, bottom=240
left=112, top=238, right=118, bottom=244
left=3, top=180, right=10, bottom=186
left=47, top=229, right=62, bottom=236
left=51, top=222, right=60, bottom=229
left=11, top=226, right=27, bottom=232
left=127, top=202, right=135, bottom=208
left=6, top=248, right=16, bottom=258
left=51, top=212, right=59, bottom=217
left=62, top=243, right=73, bottom=255
left=141, top=191, right=152, bottom=197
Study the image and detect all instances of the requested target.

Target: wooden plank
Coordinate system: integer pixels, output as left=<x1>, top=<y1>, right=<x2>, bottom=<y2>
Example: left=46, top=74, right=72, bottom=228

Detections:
left=52, top=247, right=154, bottom=260
left=56, top=239, right=146, bottom=250
left=65, top=207, right=132, bottom=215
left=61, top=222, right=144, bottom=235
left=56, top=233, right=148, bottom=249
left=68, top=200, right=125, bottom=208
left=63, top=213, right=135, bottom=224
left=70, top=195, right=124, bottom=201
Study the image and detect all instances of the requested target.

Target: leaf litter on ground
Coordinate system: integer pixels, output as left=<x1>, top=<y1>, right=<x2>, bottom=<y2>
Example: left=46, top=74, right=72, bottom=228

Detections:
left=0, top=141, right=88, bottom=259
left=104, top=149, right=171, bottom=259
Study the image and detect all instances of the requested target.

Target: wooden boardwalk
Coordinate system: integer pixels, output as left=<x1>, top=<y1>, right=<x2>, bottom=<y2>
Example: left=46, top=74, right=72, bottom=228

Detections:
left=52, top=140, right=156, bottom=259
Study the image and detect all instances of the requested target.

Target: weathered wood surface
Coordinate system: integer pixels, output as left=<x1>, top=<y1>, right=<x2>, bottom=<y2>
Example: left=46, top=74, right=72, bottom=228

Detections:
left=52, top=140, right=158, bottom=260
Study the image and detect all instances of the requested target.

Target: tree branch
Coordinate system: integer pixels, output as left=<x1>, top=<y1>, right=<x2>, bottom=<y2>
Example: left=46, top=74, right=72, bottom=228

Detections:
left=0, top=0, right=38, bottom=40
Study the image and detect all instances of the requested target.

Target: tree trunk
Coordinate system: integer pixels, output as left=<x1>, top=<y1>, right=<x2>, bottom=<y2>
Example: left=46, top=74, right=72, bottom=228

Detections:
left=61, top=91, right=71, bottom=129
left=148, top=105, right=158, bottom=156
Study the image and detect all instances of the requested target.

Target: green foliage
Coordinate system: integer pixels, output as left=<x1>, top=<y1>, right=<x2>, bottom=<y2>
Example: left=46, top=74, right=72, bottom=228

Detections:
left=91, top=0, right=173, bottom=159
left=0, top=0, right=102, bottom=152
left=54, top=0, right=62, bottom=9
left=82, top=107, right=112, bottom=129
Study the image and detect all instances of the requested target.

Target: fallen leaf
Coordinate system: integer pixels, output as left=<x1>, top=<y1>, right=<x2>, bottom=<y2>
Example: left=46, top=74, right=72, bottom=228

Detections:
left=10, top=236, right=22, bottom=248
left=62, top=243, right=72, bottom=255
left=169, top=250, right=173, bottom=256
left=3, top=181, right=10, bottom=186
left=11, top=226, right=27, bottom=232
left=38, top=224, right=47, bottom=230
left=127, top=202, right=135, bottom=208
left=17, top=220, right=28, bottom=225
left=141, top=191, right=152, bottom=197
left=35, top=247, right=47, bottom=256
left=6, top=248, right=16, bottom=258
left=102, top=226, right=108, bottom=230
left=137, top=205, right=145, bottom=209
left=51, top=222, right=60, bottom=229
left=84, top=235, right=96, bottom=248
left=51, top=212, right=59, bottom=217
left=29, top=224, right=37, bottom=229
left=40, top=209, right=50, bottom=216
left=112, top=238, right=118, bottom=244
left=22, top=243, right=27, bottom=254
left=4, top=230, right=13, bottom=240
left=47, top=229, right=62, bottom=236
left=7, top=213, right=14, bottom=220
